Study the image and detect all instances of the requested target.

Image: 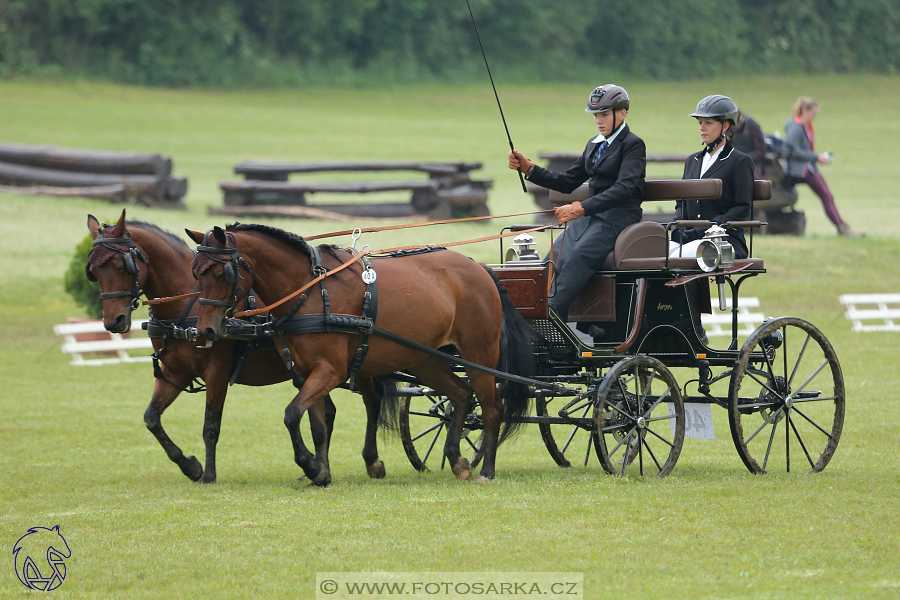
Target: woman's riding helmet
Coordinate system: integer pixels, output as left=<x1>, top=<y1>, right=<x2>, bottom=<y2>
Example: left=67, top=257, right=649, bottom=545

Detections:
left=690, top=95, right=739, bottom=126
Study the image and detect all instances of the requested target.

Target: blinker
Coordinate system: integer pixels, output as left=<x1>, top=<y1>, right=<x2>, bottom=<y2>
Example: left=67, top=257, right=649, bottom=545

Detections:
left=223, top=261, right=237, bottom=284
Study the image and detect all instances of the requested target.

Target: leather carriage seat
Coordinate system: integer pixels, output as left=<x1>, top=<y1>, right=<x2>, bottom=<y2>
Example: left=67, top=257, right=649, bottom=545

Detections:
left=600, top=221, right=765, bottom=271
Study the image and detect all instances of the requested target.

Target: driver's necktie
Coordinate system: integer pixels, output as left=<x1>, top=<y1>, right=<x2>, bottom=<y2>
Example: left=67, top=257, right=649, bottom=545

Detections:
left=593, top=141, right=609, bottom=165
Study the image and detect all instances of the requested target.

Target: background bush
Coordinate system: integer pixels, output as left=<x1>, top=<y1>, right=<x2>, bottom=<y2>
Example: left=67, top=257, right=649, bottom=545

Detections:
left=63, top=234, right=102, bottom=319
left=1, top=0, right=898, bottom=86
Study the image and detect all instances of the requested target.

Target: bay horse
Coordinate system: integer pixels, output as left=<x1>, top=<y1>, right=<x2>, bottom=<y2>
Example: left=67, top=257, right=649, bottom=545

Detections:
left=87, top=210, right=391, bottom=483
left=187, top=223, right=534, bottom=485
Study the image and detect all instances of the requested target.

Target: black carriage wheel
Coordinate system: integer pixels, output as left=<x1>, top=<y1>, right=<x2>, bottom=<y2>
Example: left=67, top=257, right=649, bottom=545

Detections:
left=537, top=388, right=599, bottom=468
left=398, top=394, right=485, bottom=472
left=592, top=356, right=685, bottom=478
left=728, top=317, right=845, bottom=474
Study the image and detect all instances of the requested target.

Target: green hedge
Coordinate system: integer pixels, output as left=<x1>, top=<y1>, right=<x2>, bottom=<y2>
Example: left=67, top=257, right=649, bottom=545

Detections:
left=1, top=0, right=897, bottom=86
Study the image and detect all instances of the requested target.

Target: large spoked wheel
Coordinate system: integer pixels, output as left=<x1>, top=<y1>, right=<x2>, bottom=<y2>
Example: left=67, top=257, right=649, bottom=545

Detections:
left=728, top=317, right=845, bottom=474
left=537, top=386, right=599, bottom=468
left=398, top=393, right=484, bottom=472
left=593, top=356, right=685, bottom=477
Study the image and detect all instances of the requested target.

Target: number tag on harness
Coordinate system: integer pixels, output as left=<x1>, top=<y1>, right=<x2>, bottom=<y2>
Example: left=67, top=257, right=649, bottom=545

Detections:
left=669, top=402, right=715, bottom=440
left=362, top=268, right=377, bottom=284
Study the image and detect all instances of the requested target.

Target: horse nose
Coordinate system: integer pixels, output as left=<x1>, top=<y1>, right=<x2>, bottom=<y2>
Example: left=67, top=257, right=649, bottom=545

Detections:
left=111, top=313, right=129, bottom=333
left=203, top=327, right=219, bottom=342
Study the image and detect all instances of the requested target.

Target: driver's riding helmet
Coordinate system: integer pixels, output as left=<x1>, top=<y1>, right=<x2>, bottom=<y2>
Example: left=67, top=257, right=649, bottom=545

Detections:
left=690, top=95, right=739, bottom=126
left=585, top=84, right=630, bottom=113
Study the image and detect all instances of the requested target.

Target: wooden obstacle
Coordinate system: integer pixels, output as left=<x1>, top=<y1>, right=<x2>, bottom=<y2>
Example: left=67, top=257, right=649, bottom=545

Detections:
left=215, top=161, right=492, bottom=220
left=701, top=297, right=764, bottom=337
left=839, top=294, right=900, bottom=332
left=53, top=319, right=154, bottom=366
left=0, top=142, right=187, bottom=207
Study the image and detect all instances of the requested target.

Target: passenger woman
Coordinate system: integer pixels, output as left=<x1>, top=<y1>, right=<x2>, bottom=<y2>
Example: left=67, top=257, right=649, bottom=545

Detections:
left=508, top=84, right=646, bottom=322
left=669, top=95, right=754, bottom=260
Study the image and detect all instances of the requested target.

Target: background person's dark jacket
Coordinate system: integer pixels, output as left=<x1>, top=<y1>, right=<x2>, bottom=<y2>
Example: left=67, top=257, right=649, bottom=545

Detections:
left=733, top=114, right=765, bottom=176
left=673, top=143, right=754, bottom=258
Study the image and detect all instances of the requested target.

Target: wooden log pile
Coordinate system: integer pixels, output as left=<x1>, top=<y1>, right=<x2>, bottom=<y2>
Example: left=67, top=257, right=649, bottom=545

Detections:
left=0, top=143, right=188, bottom=207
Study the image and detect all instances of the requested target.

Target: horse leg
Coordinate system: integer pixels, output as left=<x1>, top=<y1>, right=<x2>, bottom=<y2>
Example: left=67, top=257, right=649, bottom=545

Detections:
left=468, top=371, right=501, bottom=482
left=353, top=376, right=385, bottom=479
left=199, top=378, right=228, bottom=484
left=409, top=360, right=474, bottom=480
left=143, top=376, right=203, bottom=482
left=284, top=368, right=340, bottom=486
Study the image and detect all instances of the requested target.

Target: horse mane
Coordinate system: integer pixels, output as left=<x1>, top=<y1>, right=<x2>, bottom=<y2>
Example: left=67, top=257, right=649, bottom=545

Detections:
left=90, top=219, right=191, bottom=267
left=127, top=220, right=191, bottom=252
left=225, top=223, right=342, bottom=260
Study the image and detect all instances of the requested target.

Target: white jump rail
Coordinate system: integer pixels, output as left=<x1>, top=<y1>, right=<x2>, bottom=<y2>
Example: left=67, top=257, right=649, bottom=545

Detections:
left=839, top=294, right=900, bottom=332
left=53, top=319, right=153, bottom=365
left=701, top=297, right=764, bottom=337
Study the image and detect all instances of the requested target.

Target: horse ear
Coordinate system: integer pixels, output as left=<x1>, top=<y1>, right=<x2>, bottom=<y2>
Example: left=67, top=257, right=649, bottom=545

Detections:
left=185, top=229, right=205, bottom=244
left=213, top=226, right=227, bottom=245
left=111, top=209, right=127, bottom=237
left=87, top=215, right=101, bottom=239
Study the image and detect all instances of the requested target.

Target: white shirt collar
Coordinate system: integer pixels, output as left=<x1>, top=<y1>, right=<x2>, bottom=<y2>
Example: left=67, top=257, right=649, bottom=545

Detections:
left=700, top=144, right=725, bottom=176
left=591, top=122, right=626, bottom=146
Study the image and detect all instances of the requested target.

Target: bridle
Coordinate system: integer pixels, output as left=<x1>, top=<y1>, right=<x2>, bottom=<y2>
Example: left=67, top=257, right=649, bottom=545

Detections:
left=196, top=231, right=254, bottom=319
left=86, top=227, right=149, bottom=311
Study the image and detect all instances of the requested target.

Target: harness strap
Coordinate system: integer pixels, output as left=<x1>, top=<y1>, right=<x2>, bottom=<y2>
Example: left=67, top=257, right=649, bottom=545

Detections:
left=346, top=254, right=378, bottom=388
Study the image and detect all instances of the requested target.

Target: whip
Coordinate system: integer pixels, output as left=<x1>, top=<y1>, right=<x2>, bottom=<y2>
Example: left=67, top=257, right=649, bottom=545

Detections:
left=465, top=0, right=528, bottom=193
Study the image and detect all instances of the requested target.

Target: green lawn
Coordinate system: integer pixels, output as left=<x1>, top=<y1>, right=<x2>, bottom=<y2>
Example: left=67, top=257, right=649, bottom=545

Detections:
left=1, top=75, right=899, bottom=599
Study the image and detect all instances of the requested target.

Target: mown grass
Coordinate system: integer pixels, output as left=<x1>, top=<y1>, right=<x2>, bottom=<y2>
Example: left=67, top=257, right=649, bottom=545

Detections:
left=1, top=75, right=899, bottom=599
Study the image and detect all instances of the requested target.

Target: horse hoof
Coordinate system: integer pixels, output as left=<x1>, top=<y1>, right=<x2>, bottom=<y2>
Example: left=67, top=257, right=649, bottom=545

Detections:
left=198, top=473, right=216, bottom=484
left=180, top=455, right=203, bottom=482
left=474, top=475, right=491, bottom=484
left=367, top=460, right=386, bottom=479
left=310, top=469, right=331, bottom=487
left=452, top=458, right=471, bottom=481
left=297, top=475, right=308, bottom=482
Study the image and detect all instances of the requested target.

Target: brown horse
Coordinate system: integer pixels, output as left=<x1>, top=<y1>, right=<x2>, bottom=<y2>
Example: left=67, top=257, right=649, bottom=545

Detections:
left=187, top=224, right=533, bottom=485
left=86, top=210, right=362, bottom=483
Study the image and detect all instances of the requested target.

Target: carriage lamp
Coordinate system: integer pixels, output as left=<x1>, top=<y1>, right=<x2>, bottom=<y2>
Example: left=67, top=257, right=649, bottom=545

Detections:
left=505, top=233, right=541, bottom=262
left=695, top=225, right=735, bottom=311
left=695, top=224, right=734, bottom=273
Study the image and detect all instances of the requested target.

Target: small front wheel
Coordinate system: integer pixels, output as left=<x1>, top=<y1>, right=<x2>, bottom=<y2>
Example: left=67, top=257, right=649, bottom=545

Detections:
left=593, top=356, right=685, bottom=477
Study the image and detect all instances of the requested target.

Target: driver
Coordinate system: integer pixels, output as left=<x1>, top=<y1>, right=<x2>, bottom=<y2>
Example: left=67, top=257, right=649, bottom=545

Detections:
left=508, top=84, right=646, bottom=322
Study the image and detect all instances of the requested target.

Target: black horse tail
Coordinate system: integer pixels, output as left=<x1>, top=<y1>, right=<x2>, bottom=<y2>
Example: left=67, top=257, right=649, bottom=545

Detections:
left=483, top=265, right=535, bottom=444
left=373, top=375, right=403, bottom=434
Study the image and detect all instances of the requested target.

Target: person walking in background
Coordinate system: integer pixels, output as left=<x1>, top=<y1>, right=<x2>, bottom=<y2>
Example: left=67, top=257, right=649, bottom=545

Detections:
left=784, top=97, right=863, bottom=237
left=733, top=110, right=765, bottom=178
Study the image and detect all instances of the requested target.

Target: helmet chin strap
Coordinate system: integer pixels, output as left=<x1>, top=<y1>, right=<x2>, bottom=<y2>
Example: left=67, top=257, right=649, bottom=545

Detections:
left=705, top=121, right=727, bottom=153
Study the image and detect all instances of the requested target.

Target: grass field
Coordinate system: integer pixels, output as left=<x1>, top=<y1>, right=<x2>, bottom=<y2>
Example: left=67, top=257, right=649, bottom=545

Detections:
left=2, top=75, right=900, bottom=599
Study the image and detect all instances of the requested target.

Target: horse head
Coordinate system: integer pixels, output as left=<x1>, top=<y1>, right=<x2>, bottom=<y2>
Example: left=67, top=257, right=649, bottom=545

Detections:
left=86, top=209, right=148, bottom=333
left=187, top=226, right=254, bottom=342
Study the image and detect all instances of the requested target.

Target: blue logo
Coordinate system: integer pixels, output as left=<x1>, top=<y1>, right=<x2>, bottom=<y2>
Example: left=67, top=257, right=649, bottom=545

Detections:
left=12, top=525, right=71, bottom=591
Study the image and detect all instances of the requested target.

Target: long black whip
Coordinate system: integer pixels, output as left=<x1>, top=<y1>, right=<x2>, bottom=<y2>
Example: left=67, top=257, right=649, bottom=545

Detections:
left=465, top=0, right=528, bottom=193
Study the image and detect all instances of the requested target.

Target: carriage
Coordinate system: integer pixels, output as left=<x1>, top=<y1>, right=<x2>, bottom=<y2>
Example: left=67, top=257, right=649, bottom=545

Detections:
left=88, top=175, right=844, bottom=484
left=394, top=177, right=844, bottom=478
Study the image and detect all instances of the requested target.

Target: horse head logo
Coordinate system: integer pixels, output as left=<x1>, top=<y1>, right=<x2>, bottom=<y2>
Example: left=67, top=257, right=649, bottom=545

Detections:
left=12, top=525, right=71, bottom=591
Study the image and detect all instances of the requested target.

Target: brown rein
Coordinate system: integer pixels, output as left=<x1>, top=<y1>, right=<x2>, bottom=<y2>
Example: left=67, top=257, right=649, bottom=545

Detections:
left=304, top=209, right=554, bottom=242
left=142, top=209, right=559, bottom=313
